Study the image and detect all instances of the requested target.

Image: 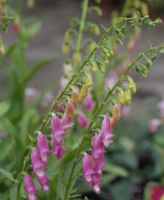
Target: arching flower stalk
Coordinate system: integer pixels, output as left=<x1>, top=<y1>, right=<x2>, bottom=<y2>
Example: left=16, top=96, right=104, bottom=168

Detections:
left=20, top=7, right=164, bottom=199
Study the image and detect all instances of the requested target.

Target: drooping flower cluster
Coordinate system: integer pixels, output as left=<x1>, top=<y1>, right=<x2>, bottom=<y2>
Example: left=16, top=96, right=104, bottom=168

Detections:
left=83, top=114, right=113, bottom=193
left=51, top=112, right=73, bottom=159
left=31, top=133, right=50, bottom=192
left=24, top=133, right=50, bottom=200
left=24, top=92, right=95, bottom=199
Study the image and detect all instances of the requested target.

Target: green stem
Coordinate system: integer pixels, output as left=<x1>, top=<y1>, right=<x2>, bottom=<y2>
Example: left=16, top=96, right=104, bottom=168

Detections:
left=39, top=47, right=96, bottom=131
left=75, top=0, right=89, bottom=54
left=63, top=161, right=77, bottom=200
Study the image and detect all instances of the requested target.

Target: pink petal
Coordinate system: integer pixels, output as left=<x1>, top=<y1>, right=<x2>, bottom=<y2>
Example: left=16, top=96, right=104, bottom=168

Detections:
left=78, top=112, right=90, bottom=128
left=37, top=133, right=50, bottom=164
left=85, top=94, right=95, bottom=112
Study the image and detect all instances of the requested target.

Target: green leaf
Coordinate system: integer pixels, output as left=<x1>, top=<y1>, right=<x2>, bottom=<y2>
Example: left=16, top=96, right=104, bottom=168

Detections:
left=105, top=163, right=129, bottom=177
left=22, top=59, right=53, bottom=84
left=0, top=102, right=9, bottom=117
left=129, top=46, right=164, bottom=77
left=0, top=168, right=17, bottom=183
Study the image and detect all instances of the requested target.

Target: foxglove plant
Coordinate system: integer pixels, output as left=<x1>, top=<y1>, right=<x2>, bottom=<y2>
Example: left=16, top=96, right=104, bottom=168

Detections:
left=22, top=26, right=163, bottom=200
left=2, top=0, right=163, bottom=199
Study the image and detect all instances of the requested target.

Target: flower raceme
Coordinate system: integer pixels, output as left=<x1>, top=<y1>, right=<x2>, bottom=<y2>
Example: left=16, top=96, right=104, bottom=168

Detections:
left=24, top=133, right=50, bottom=199
left=83, top=114, right=113, bottom=193
left=24, top=94, right=96, bottom=198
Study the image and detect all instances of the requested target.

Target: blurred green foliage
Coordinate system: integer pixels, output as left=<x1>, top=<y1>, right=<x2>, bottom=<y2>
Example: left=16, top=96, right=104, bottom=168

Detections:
left=0, top=12, right=51, bottom=199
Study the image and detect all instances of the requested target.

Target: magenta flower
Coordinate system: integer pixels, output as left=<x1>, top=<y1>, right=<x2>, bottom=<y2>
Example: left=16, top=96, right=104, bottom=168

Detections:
left=92, top=134, right=105, bottom=159
left=83, top=114, right=113, bottom=193
left=100, top=115, right=113, bottom=147
left=52, top=140, right=65, bottom=159
left=150, top=186, right=164, bottom=200
left=62, top=114, right=74, bottom=131
left=51, top=115, right=71, bottom=159
left=31, top=148, right=45, bottom=177
left=37, top=133, right=50, bottom=164
left=51, top=115, right=65, bottom=143
left=78, top=112, right=90, bottom=128
left=83, top=153, right=104, bottom=193
left=38, top=174, right=49, bottom=192
left=24, top=175, right=37, bottom=200
left=85, top=94, right=95, bottom=112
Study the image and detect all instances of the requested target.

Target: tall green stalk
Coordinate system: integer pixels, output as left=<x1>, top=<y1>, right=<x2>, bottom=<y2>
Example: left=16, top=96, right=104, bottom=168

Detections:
left=75, top=0, right=89, bottom=55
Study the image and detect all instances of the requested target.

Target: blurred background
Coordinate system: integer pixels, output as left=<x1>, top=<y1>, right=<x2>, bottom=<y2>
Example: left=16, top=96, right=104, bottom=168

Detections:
left=2, top=0, right=164, bottom=97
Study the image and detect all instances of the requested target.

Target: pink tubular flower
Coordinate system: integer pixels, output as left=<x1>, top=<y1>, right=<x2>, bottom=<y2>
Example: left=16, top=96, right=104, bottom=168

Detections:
left=52, top=141, right=65, bottom=159
left=24, top=175, right=37, bottom=200
left=83, top=113, right=113, bottom=192
left=100, top=115, right=113, bottom=147
left=51, top=115, right=65, bottom=143
left=51, top=114, right=73, bottom=159
left=85, top=94, right=95, bottom=112
left=38, top=174, right=49, bottom=192
left=62, top=114, right=74, bottom=131
left=92, top=134, right=105, bottom=159
left=31, top=148, right=45, bottom=177
left=83, top=153, right=104, bottom=193
left=37, top=133, right=50, bottom=164
left=78, top=112, right=90, bottom=128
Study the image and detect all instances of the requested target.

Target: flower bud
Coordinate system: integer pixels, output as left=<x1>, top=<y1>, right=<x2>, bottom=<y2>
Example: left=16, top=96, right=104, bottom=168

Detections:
left=78, top=112, right=90, bottom=128
left=84, top=94, right=95, bottom=112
